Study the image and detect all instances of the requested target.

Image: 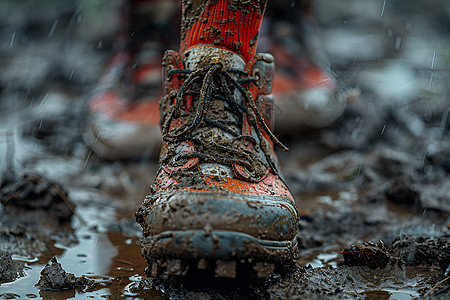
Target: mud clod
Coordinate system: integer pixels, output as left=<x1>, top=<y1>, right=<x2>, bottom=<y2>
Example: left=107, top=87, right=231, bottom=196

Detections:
left=35, top=257, right=92, bottom=291
left=0, top=251, right=25, bottom=283
left=1, top=173, right=74, bottom=222
left=340, top=241, right=402, bottom=269
left=389, top=234, right=450, bottom=271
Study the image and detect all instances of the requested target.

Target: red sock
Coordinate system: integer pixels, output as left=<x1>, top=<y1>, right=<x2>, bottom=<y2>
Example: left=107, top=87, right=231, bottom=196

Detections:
left=180, top=0, right=268, bottom=62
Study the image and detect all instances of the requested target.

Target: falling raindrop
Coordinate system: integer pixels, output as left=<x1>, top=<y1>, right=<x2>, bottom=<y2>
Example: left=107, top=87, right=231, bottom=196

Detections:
left=84, top=151, right=93, bottom=168
left=381, top=0, right=386, bottom=17
left=428, top=74, right=434, bottom=91
left=39, top=93, right=49, bottom=107
left=94, top=130, right=102, bottom=144
left=97, top=41, right=103, bottom=49
left=431, top=50, right=437, bottom=69
left=48, top=19, right=59, bottom=38
left=39, top=119, right=43, bottom=130
left=420, top=149, right=427, bottom=167
left=10, top=31, right=15, bottom=48
left=69, top=68, right=75, bottom=81
left=380, top=124, right=386, bottom=135
left=428, top=50, right=436, bottom=91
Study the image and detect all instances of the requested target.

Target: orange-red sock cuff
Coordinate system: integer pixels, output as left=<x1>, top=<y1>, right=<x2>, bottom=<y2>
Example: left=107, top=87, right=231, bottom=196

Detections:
left=180, top=0, right=267, bottom=61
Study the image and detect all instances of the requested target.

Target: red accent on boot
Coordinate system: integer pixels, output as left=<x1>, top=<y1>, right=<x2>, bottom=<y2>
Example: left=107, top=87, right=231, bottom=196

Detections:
left=180, top=0, right=265, bottom=62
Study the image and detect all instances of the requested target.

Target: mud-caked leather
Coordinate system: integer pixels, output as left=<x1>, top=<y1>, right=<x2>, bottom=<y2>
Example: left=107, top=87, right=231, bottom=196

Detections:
left=135, top=46, right=299, bottom=267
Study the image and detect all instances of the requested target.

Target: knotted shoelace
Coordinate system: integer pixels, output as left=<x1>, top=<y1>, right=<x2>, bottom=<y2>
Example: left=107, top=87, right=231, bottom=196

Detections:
left=161, top=63, right=288, bottom=178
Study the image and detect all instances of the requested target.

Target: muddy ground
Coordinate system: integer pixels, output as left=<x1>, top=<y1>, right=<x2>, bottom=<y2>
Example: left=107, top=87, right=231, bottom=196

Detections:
left=0, top=0, right=449, bottom=299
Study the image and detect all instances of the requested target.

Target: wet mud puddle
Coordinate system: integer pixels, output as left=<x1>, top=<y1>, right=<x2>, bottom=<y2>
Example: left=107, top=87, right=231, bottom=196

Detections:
left=0, top=164, right=448, bottom=299
left=0, top=202, right=159, bottom=299
left=297, top=250, right=433, bottom=299
left=0, top=202, right=444, bottom=300
left=0, top=140, right=448, bottom=299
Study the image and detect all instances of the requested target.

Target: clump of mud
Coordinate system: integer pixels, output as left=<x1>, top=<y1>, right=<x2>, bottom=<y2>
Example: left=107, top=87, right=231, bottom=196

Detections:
left=341, top=241, right=404, bottom=269
left=390, top=234, right=450, bottom=272
left=0, top=173, right=74, bottom=222
left=266, top=264, right=410, bottom=299
left=0, top=173, right=77, bottom=259
left=35, top=257, right=92, bottom=291
left=0, top=251, right=25, bottom=284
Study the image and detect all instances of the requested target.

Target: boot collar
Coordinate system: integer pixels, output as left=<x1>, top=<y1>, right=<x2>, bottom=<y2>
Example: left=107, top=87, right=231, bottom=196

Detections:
left=182, top=46, right=246, bottom=71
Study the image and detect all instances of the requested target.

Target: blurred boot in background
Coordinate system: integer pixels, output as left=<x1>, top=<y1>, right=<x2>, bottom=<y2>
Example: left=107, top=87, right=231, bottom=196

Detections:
left=260, top=0, right=359, bottom=134
left=83, top=0, right=178, bottom=160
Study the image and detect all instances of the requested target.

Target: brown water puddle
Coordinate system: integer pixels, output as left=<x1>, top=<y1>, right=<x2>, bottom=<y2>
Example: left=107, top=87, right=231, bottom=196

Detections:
left=0, top=199, right=163, bottom=299
left=1, top=230, right=433, bottom=299
left=0, top=190, right=442, bottom=299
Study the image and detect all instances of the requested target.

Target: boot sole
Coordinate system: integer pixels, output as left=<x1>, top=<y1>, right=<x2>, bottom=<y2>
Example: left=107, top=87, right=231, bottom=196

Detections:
left=141, top=229, right=298, bottom=278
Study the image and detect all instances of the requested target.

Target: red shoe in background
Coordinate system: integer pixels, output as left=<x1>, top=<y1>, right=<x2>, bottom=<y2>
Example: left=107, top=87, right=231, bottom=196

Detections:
left=261, top=3, right=359, bottom=134
left=83, top=0, right=178, bottom=159
left=83, top=47, right=162, bottom=159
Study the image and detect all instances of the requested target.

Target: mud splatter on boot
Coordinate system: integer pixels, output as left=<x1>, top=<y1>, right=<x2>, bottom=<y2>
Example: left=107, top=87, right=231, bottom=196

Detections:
left=135, top=0, right=298, bottom=279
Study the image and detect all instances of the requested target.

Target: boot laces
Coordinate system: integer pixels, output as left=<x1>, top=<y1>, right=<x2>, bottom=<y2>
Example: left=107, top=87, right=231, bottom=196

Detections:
left=161, top=63, right=288, bottom=177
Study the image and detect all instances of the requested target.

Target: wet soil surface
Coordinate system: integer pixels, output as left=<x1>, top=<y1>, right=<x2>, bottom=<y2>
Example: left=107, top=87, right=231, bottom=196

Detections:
left=1, top=0, right=450, bottom=299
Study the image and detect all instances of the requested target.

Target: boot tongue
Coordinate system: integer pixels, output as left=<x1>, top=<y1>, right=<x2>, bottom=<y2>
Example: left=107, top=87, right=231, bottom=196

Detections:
left=180, top=46, right=248, bottom=177
left=180, top=46, right=246, bottom=145
left=183, top=46, right=246, bottom=71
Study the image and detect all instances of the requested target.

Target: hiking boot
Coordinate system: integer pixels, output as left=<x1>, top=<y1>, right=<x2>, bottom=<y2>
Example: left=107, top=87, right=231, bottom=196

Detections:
left=261, top=3, right=359, bottom=134
left=135, top=46, right=299, bottom=278
left=83, top=49, right=162, bottom=159
left=82, top=0, right=177, bottom=160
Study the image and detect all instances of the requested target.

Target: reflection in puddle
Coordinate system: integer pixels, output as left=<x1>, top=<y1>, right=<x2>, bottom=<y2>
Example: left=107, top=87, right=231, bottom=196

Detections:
left=362, top=288, right=421, bottom=300
left=0, top=202, right=147, bottom=299
left=306, top=252, right=340, bottom=268
left=383, top=288, right=421, bottom=299
left=0, top=189, right=443, bottom=299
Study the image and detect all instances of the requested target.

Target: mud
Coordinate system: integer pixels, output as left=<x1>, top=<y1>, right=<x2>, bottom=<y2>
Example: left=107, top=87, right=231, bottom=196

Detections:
left=341, top=241, right=402, bottom=269
left=0, top=173, right=77, bottom=260
left=0, top=252, right=24, bottom=284
left=1, top=173, right=74, bottom=222
left=1, top=0, right=450, bottom=299
left=35, top=257, right=92, bottom=291
left=390, top=234, right=450, bottom=272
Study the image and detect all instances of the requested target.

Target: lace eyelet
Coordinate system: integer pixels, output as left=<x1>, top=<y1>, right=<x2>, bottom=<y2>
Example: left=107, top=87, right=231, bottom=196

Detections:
left=165, top=64, right=174, bottom=81
left=252, top=68, right=262, bottom=87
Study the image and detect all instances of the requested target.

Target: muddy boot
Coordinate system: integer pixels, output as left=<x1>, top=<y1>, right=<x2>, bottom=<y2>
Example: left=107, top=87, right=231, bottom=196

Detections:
left=82, top=0, right=178, bottom=160
left=261, top=0, right=359, bottom=134
left=135, top=0, right=299, bottom=279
